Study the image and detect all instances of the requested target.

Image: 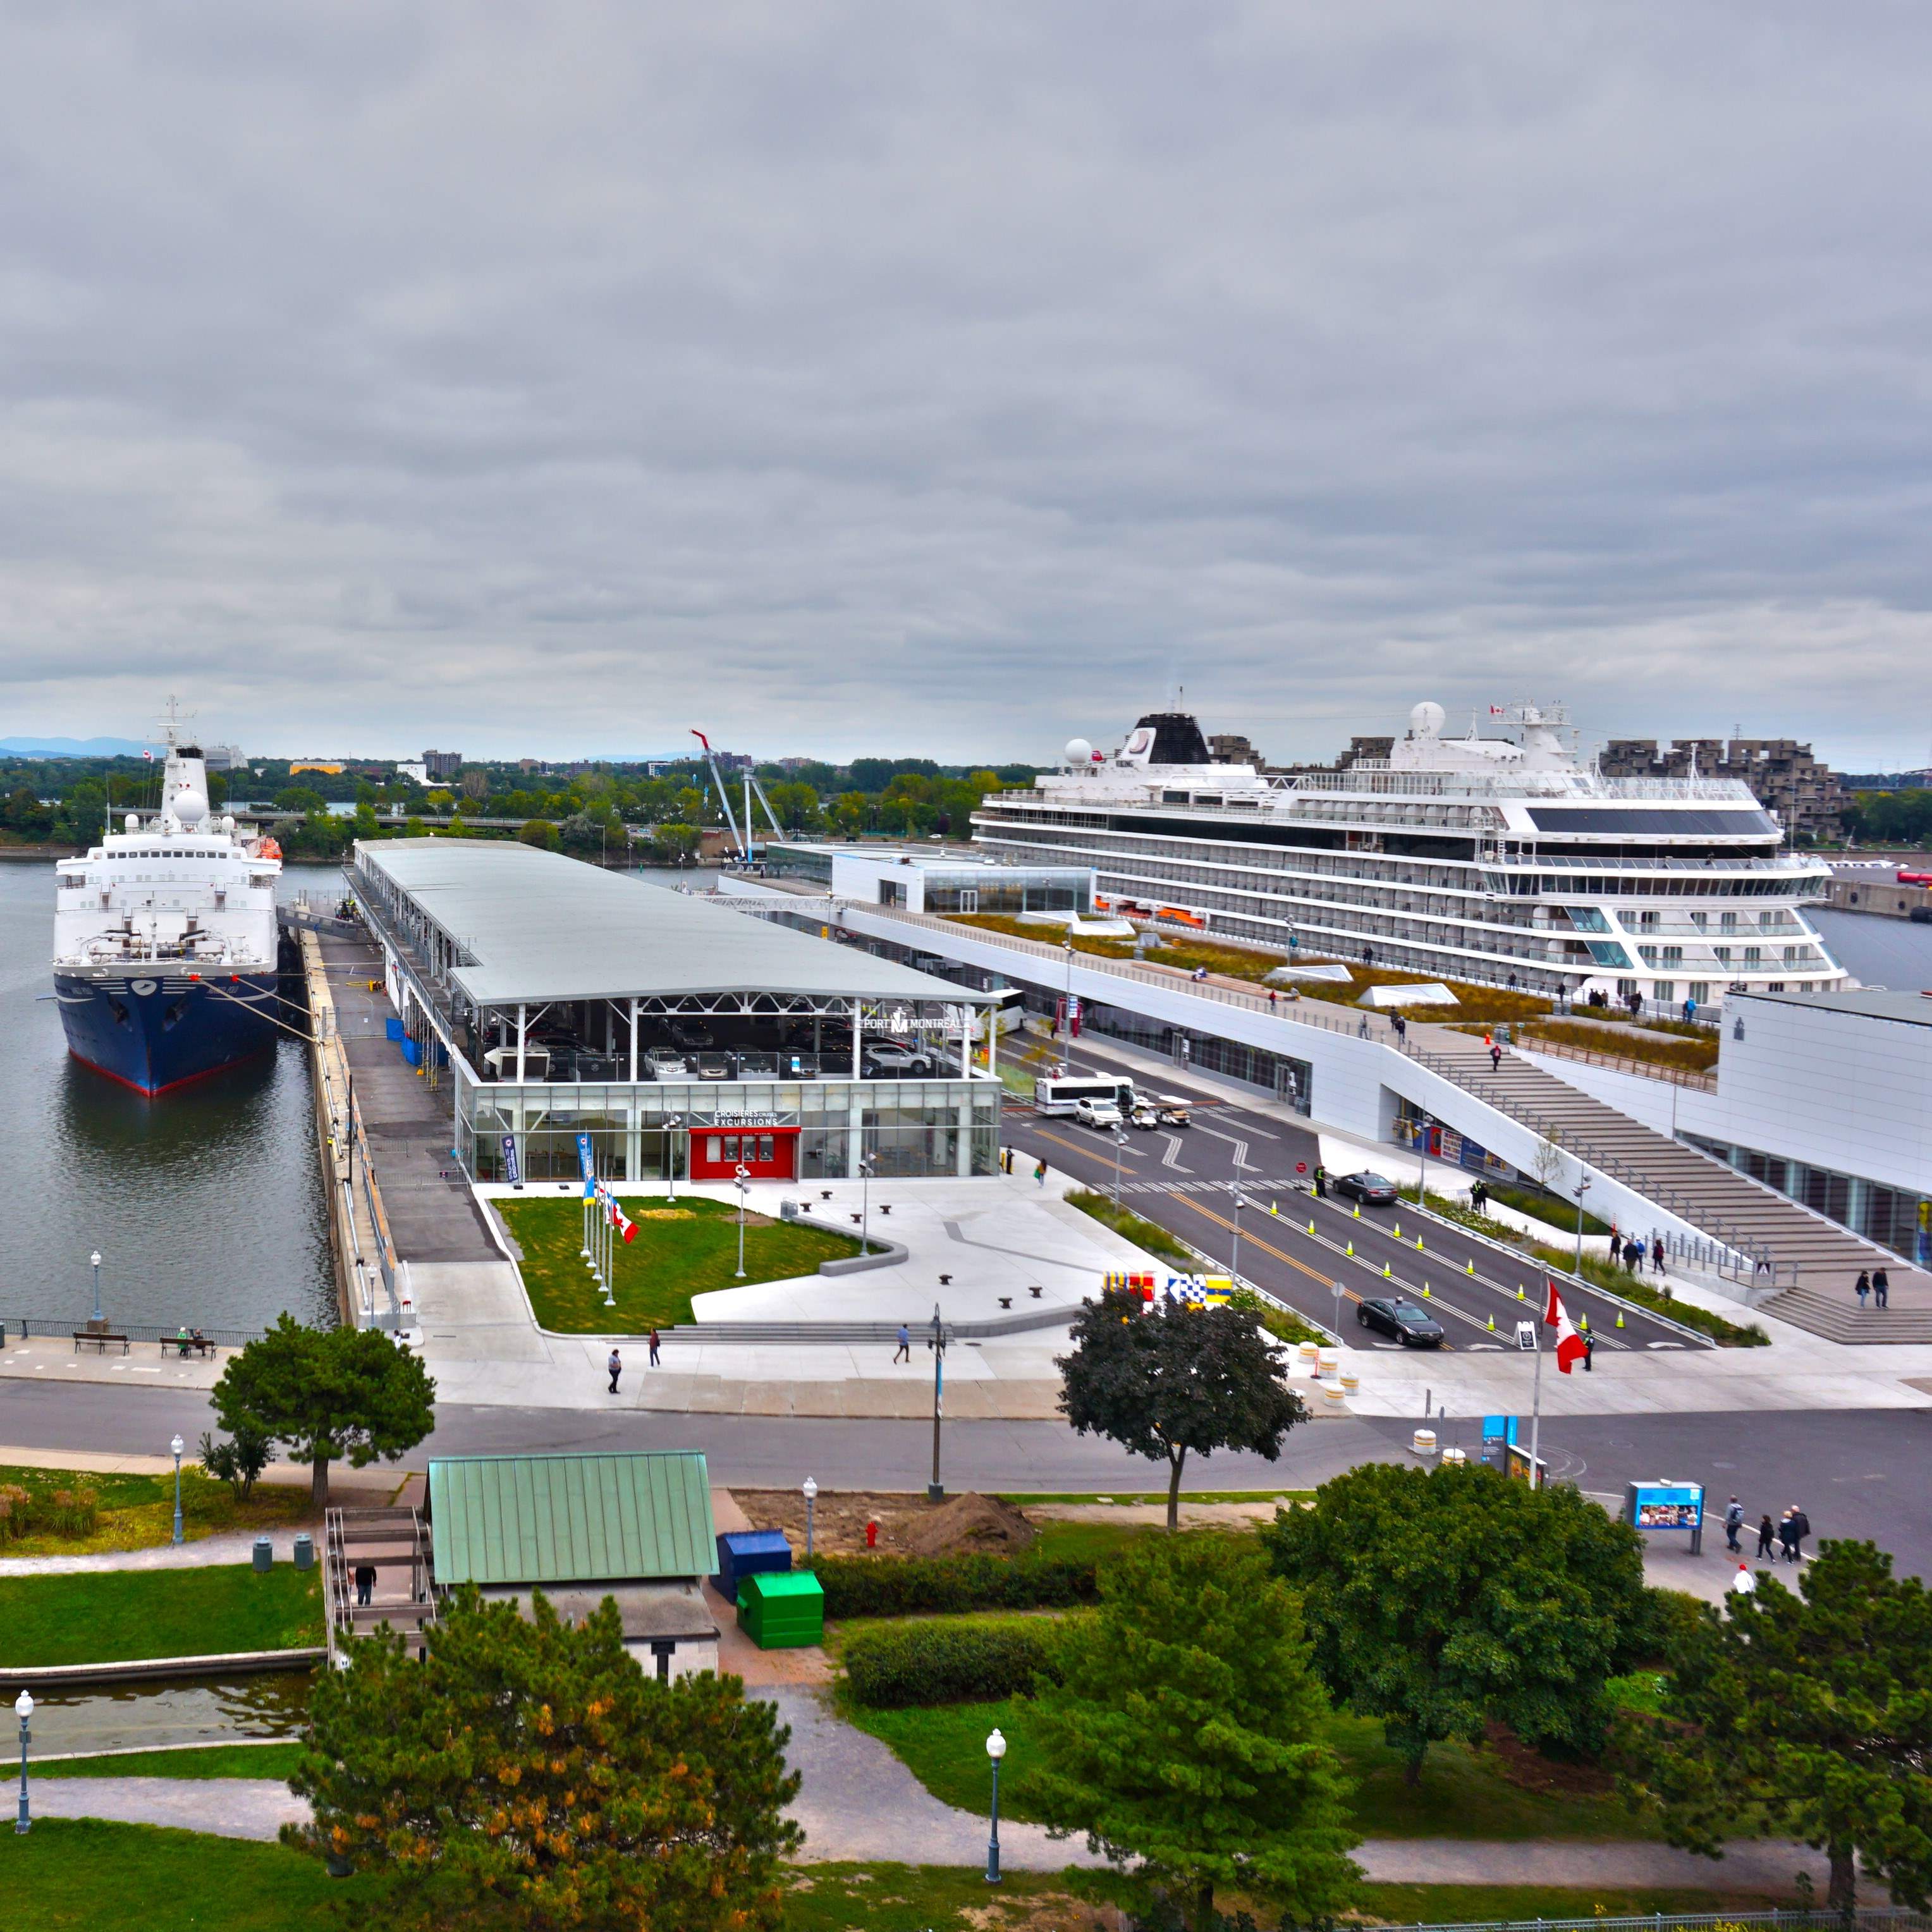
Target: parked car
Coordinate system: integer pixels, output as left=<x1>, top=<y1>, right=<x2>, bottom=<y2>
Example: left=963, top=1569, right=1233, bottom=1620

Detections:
left=736, top=1051, right=780, bottom=1077
left=1334, top=1170, right=1399, bottom=1206
left=863, top=1042, right=934, bottom=1076
left=1357, top=1297, right=1445, bottom=1347
left=645, top=1053, right=690, bottom=1080
left=1074, top=1096, right=1125, bottom=1130
left=693, top=1053, right=735, bottom=1082
left=668, top=1020, right=715, bottom=1051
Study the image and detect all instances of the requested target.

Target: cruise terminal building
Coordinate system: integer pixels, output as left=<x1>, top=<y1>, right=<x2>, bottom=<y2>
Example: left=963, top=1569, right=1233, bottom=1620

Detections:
left=350, top=840, right=1003, bottom=1186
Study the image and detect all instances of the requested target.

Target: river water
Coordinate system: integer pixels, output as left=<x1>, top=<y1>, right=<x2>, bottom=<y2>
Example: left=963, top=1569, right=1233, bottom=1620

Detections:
left=0, top=860, right=336, bottom=1335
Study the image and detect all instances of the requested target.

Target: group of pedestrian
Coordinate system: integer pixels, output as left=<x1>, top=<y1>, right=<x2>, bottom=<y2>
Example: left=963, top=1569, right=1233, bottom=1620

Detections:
left=606, top=1331, right=663, bottom=1393
left=1854, top=1268, right=1892, bottom=1309
left=1722, top=1495, right=1812, bottom=1564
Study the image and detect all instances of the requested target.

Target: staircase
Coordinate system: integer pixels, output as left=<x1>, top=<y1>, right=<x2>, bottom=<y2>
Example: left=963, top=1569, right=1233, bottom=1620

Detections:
left=323, top=1505, right=439, bottom=1661
left=1403, top=1025, right=1932, bottom=1343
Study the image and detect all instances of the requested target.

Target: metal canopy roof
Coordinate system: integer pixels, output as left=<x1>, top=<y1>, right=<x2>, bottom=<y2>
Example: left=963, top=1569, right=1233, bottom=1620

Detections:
left=357, top=839, right=996, bottom=1007
left=428, top=1451, right=717, bottom=1587
left=1735, top=987, right=1932, bottom=1027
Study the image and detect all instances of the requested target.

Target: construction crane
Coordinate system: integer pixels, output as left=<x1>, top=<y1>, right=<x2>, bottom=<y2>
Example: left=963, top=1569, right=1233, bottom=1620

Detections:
left=690, top=730, right=792, bottom=862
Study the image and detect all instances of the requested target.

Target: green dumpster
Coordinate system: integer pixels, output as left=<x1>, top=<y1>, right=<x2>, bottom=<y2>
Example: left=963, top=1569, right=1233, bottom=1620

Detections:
left=737, top=1570, right=824, bottom=1649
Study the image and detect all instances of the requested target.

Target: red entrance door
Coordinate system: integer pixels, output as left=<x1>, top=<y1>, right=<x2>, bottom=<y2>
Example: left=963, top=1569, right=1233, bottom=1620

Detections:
left=690, top=1128, right=798, bottom=1181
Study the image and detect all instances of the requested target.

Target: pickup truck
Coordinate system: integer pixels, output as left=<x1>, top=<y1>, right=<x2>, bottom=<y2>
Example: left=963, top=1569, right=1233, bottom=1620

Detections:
left=1073, top=1096, right=1125, bottom=1130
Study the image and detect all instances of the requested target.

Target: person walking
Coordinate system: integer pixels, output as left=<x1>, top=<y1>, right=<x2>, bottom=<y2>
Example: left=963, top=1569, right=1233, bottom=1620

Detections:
left=647, top=1329, right=661, bottom=1369
left=1778, top=1509, right=1799, bottom=1564
left=893, top=1323, right=910, bottom=1364
left=1874, top=1267, right=1890, bottom=1309
left=1623, top=1237, right=1644, bottom=1273
left=1488, top=1041, right=1503, bottom=1072
left=1268, top=989, right=1278, bottom=1012
left=1724, top=1496, right=1744, bottom=1553
left=1469, top=1177, right=1488, bottom=1214
left=355, top=1562, right=377, bottom=1608
left=1856, top=1269, right=1871, bottom=1309
left=1651, top=1236, right=1666, bottom=1275
left=1756, top=1512, right=1777, bottom=1561
left=1312, top=1163, right=1328, bottom=1200
left=1391, top=1013, right=1407, bottom=1042
left=1789, top=1503, right=1811, bottom=1561
left=607, top=1348, right=622, bottom=1395
left=1581, top=1328, right=1594, bottom=1373
left=1034, top=1157, right=1048, bottom=1188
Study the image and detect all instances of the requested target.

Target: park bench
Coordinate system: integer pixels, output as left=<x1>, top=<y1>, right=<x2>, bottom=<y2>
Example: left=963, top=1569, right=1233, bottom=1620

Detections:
left=159, top=1335, right=217, bottom=1359
left=72, top=1331, right=129, bottom=1355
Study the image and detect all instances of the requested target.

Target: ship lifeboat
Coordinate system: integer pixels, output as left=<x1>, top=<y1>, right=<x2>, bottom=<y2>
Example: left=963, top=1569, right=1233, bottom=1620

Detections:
left=253, top=836, right=283, bottom=861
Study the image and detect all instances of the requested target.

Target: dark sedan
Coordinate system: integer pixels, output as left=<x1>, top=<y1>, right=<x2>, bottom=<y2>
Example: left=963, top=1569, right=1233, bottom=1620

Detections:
left=1357, top=1297, right=1445, bottom=1347
left=1334, top=1170, right=1400, bottom=1206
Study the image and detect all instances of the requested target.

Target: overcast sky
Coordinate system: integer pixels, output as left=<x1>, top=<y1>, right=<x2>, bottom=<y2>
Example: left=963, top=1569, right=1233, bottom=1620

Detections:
left=2, top=4, right=1930, bottom=768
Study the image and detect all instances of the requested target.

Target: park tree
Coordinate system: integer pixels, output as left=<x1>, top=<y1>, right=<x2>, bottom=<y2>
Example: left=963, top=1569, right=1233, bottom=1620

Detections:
left=1264, top=1461, right=1648, bottom=1784
left=292, top=1588, right=800, bottom=1930
left=1627, top=1539, right=1932, bottom=1912
left=212, top=1314, right=435, bottom=1509
left=1058, top=1293, right=1306, bottom=1530
left=1024, top=1531, right=1359, bottom=1931
left=517, top=817, right=559, bottom=851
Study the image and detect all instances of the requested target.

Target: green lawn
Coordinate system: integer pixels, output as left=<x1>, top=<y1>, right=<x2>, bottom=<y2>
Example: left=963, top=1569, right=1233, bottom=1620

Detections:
left=845, top=1695, right=1660, bottom=1842
left=1359, top=1885, right=1796, bottom=1920
left=0, top=1565, right=322, bottom=1667
left=0, top=1820, right=382, bottom=1929
left=43, top=1742, right=306, bottom=1780
left=1060, top=1189, right=1196, bottom=1269
left=499, top=1194, right=862, bottom=1332
left=0, top=1464, right=315, bottom=1558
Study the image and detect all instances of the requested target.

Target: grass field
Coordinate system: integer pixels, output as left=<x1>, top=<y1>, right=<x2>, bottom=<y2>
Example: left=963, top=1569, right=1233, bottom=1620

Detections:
left=845, top=1695, right=1660, bottom=1842
left=499, top=1194, right=862, bottom=1332
left=0, top=1464, right=314, bottom=1558
left=0, top=1565, right=322, bottom=1667
left=0, top=1827, right=1788, bottom=1930
left=42, top=1742, right=306, bottom=1780
left=1061, top=1189, right=1196, bottom=1268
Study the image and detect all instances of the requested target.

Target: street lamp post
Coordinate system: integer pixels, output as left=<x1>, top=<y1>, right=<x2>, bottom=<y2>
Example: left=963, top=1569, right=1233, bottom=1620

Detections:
left=13, top=1691, right=31, bottom=1834
left=802, top=1476, right=818, bottom=1562
left=926, top=1302, right=946, bottom=1502
left=170, top=1434, right=185, bottom=1546
left=735, top=1163, right=750, bottom=1279
left=1228, top=1159, right=1247, bottom=1281
left=1111, top=1127, right=1127, bottom=1206
left=984, top=1726, right=1006, bottom=1883
left=665, top=1115, right=682, bottom=1203
left=1415, top=1111, right=1431, bottom=1206
left=89, top=1250, right=102, bottom=1327
left=1516, top=1320, right=1543, bottom=1489
left=859, top=1153, right=876, bottom=1256
left=1333, top=1279, right=1344, bottom=1335
left=1572, top=1172, right=1592, bottom=1278
left=1061, top=940, right=1074, bottom=1036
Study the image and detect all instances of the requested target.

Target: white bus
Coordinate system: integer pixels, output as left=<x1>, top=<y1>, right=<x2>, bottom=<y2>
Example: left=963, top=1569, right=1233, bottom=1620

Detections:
left=1033, top=1073, right=1135, bottom=1118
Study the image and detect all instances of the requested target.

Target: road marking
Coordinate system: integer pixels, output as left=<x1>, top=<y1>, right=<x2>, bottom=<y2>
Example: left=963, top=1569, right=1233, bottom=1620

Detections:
left=1160, top=1135, right=1190, bottom=1172
left=1193, top=1123, right=1251, bottom=1166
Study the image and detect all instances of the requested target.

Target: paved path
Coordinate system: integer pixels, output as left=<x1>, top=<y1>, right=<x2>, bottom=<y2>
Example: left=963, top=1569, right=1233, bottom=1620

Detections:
left=35, top=1776, right=305, bottom=1840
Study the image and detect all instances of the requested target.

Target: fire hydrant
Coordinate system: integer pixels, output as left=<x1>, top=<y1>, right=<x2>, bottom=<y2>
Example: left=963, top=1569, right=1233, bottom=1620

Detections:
left=865, top=1518, right=879, bottom=1550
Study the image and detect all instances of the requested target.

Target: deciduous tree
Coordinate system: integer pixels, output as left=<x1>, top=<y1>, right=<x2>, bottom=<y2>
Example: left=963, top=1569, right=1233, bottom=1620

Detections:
left=1629, top=1539, right=1932, bottom=1912
left=1024, top=1532, right=1359, bottom=1931
left=1264, top=1460, right=1647, bottom=1783
left=212, top=1314, right=435, bottom=1509
left=292, top=1588, right=801, bottom=1929
left=1057, top=1292, right=1305, bottom=1529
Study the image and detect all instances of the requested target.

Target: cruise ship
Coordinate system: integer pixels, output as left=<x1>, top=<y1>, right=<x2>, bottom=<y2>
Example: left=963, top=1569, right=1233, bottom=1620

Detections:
left=971, top=702, right=1847, bottom=1012
left=52, top=723, right=284, bottom=1093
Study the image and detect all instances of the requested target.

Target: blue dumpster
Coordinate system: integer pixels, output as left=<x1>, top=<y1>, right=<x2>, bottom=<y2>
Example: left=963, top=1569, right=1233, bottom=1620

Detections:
left=714, top=1529, right=792, bottom=1601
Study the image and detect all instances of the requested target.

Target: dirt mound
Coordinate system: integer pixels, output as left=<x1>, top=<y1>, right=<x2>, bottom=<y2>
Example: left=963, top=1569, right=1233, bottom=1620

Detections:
left=902, top=1492, right=1037, bottom=1558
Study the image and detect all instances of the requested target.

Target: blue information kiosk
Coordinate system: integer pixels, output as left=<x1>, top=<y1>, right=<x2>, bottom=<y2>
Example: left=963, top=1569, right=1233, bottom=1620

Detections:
left=1622, top=1480, right=1704, bottom=1556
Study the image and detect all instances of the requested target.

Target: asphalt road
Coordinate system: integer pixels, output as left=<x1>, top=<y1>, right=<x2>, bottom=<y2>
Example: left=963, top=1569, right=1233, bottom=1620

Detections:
left=1001, top=1039, right=1698, bottom=1355
left=3, top=1376, right=1925, bottom=1574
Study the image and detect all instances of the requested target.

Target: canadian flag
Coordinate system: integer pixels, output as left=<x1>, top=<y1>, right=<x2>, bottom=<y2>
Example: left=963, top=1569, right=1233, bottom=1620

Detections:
left=606, top=1196, right=637, bottom=1244
left=1543, top=1279, right=1587, bottom=1374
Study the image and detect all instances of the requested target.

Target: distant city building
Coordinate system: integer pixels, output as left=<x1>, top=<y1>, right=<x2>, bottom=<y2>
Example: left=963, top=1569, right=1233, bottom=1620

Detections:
left=423, top=750, right=463, bottom=781
left=518, top=757, right=540, bottom=772
left=1601, top=738, right=1847, bottom=843
left=396, top=760, right=429, bottom=786
left=200, top=743, right=246, bottom=772
left=1841, top=770, right=1932, bottom=793
left=1208, top=734, right=1265, bottom=767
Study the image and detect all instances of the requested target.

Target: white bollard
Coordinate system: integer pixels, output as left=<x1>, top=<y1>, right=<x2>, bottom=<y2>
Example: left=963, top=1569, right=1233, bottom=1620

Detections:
left=1297, top=1341, right=1321, bottom=1371
left=1317, top=1347, right=1340, bottom=1378
left=1323, top=1383, right=1347, bottom=1408
left=1340, top=1371, right=1360, bottom=1395
left=1441, top=1446, right=1467, bottom=1466
left=1412, top=1428, right=1438, bottom=1456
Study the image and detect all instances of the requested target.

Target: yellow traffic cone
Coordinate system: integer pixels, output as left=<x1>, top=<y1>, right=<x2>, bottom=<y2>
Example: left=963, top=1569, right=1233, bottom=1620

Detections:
left=1394, top=1221, right=1402, bottom=1238
left=1416, top=1236, right=1424, bottom=1251
left=1466, top=1259, right=1474, bottom=1275
left=1579, top=1312, right=1589, bottom=1332
left=1516, top=1285, right=1525, bottom=1300
left=1615, top=1309, right=1625, bottom=1329
left=1346, top=1242, right=1354, bottom=1257
left=1307, top=1220, right=1316, bottom=1235
left=1486, top=1313, right=1496, bottom=1331
left=1352, top=1204, right=1360, bottom=1220
left=1382, top=1263, right=1391, bottom=1278
left=1421, top=1284, right=1431, bottom=1297
left=1270, top=1202, right=1278, bottom=1216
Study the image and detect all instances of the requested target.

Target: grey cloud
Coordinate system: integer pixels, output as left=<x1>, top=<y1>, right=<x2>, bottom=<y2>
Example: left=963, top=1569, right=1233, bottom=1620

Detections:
left=0, top=3, right=1929, bottom=764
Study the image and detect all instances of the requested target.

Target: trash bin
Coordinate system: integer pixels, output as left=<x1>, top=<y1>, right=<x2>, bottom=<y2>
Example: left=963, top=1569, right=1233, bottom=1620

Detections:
left=737, top=1570, right=824, bottom=1650
left=714, top=1529, right=792, bottom=1601
left=252, top=1536, right=273, bottom=1574
left=293, top=1533, right=314, bottom=1572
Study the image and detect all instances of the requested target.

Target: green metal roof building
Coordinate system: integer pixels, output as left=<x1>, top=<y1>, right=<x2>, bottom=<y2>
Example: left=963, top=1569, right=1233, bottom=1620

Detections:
left=427, top=1451, right=719, bottom=1679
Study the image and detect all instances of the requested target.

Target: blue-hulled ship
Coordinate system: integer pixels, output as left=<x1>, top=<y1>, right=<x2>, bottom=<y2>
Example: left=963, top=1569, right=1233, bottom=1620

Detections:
left=52, top=718, right=283, bottom=1094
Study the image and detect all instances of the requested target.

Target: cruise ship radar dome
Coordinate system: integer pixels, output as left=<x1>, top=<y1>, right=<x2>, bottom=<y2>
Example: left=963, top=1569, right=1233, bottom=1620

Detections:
left=1064, top=737, right=1094, bottom=766
left=1409, top=701, right=1446, bottom=738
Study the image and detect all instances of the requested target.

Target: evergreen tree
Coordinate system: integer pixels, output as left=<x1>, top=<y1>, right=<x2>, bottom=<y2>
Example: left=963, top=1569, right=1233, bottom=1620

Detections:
left=1264, top=1461, right=1647, bottom=1783
left=1058, top=1292, right=1305, bottom=1529
left=1024, top=1532, right=1359, bottom=1931
left=1630, top=1539, right=1932, bottom=1911
left=292, top=1588, right=801, bottom=1929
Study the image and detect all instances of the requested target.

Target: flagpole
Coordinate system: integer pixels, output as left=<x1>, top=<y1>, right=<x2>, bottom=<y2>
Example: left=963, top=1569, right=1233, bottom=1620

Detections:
left=1528, top=1335, right=1542, bottom=1491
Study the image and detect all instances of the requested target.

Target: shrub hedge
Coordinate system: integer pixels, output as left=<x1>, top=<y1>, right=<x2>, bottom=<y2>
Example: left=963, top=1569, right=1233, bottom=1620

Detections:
left=802, top=1552, right=1099, bottom=1620
left=843, top=1619, right=1065, bottom=1708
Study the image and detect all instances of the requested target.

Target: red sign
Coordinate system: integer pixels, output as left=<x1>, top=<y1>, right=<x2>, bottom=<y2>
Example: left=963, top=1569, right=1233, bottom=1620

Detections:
left=1296, top=1161, right=1307, bottom=1175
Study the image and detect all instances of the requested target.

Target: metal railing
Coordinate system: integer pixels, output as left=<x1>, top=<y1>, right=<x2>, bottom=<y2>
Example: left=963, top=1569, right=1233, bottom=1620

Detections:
left=1515, top=1032, right=1718, bottom=1093
left=9, top=1319, right=263, bottom=1347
